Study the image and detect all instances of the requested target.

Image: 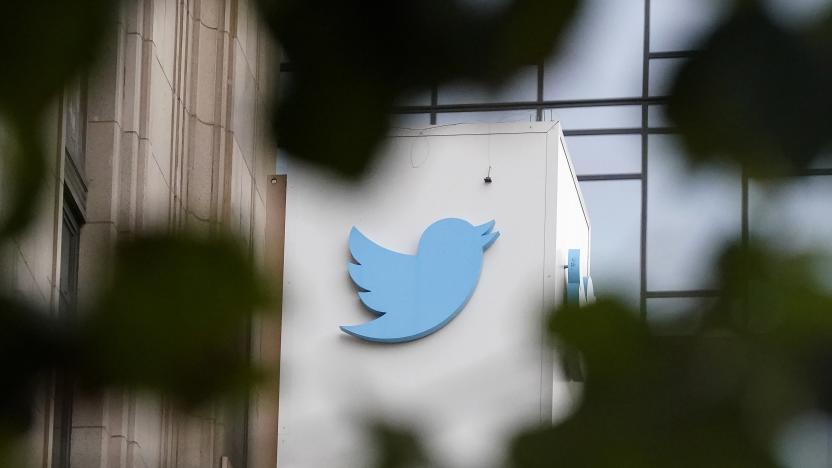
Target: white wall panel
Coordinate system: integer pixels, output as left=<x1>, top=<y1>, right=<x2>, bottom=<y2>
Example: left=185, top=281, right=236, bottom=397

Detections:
left=278, top=122, right=590, bottom=468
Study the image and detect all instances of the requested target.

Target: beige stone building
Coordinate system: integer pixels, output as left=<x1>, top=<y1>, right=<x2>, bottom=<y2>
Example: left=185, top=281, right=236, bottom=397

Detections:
left=2, top=0, right=282, bottom=466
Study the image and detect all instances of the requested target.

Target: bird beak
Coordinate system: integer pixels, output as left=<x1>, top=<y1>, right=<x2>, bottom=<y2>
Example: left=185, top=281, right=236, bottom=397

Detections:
left=475, top=220, right=500, bottom=250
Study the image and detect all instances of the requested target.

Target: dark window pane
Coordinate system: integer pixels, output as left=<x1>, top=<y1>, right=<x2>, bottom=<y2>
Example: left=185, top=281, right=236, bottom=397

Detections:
left=567, top=135, right=641, bottom=176
left=766, top=0, right=832, bottom=29
left=544, top=0, right=644, bottom=100
left=395, top=88, right=432, bottom=107
left=580, top=179, right=641, bottom=308
left=646, top=297, right=711, bottom=335
left=439, top=66, right=537, bottom=104
left=749, top=175, right=832, bottom=292
left=64, top=79, right=86, bottom=172
left=648, top=58, right=688, bottom=97
left=648, top=105, right=672, bottom=129
left=647, top=136, right=741, bottom=291
left=52, top=199, right=82, bottom=468
left=391, top=113, right=432, bottom=129
left=650, top=0, right=728, bottom=52
left=435, top=110, right=536, bottom=125
left=548, top=105, right=641, bottom=131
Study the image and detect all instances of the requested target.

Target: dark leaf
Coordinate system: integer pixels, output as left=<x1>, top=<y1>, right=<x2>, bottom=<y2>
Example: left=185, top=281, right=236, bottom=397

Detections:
left=514, top=299, right=782, bottom=468
left=0, top=1, right=116, bottom=115
left=666, top=5, right=832, bottom=176
left=0, top=1, right=116, bottom=239
left=257, top=0, right=580, bottom=177
left=522, top=238, right=832, bottom=468
left=0, top=296, right=61, bottom=434
left=369, top=422, right=430, bottom=468
left=0, top=122, right=46, bottom=240
left=77, top=234, right=271, bottom=405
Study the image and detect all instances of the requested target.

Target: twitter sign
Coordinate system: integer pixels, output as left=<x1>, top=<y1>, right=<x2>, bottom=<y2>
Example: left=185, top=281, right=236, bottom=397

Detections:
left=341, top=218, right=499, bottom=343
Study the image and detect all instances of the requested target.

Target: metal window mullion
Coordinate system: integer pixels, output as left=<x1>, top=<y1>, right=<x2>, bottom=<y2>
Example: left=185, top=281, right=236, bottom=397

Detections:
left=646, top=290, right=719, bottom=299
left=578, top=173, right=643, bottom=182
left=536, top=62, right=544, bottom=121
left=393, top=96, right=670, bottom=115
left=430, top=84, right=438, bottom=125
left=640, top=0, right=651, bottom=320
left=648, top=50, right=696, bottom=60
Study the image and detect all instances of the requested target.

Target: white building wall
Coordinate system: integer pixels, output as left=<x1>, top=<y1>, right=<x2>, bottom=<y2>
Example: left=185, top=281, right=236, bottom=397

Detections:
left=278, top=122, right=589, bottom=468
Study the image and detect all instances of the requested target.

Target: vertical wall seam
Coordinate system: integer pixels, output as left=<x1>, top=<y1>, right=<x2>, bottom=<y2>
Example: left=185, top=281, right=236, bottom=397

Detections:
left=640, top=0, right=650, bottom=320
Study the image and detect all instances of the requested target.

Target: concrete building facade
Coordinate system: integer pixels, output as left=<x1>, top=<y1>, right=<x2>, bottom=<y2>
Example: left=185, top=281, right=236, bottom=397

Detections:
left=1, top=0, right=281, bottom=466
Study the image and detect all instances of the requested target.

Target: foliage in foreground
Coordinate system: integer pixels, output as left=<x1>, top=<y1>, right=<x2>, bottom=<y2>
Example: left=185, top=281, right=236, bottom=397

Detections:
left=1, top=0, right=832, bottom=466
left=510, top=243, right=832, bottom=468
left=0, top=235, right=269, bottom=432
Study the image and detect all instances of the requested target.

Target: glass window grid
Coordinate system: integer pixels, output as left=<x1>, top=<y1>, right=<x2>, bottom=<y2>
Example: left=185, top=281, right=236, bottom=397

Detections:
left=278, top=0, right=832, bottom=318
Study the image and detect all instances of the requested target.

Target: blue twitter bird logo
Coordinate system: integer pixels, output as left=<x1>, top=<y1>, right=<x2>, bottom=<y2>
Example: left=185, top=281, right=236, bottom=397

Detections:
left=341, top=218, right=499, bottom=343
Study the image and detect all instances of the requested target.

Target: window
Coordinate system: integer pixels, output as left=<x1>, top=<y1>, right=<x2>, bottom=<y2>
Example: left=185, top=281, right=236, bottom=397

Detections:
left=51, top=192, right=82, bottom=468
left=279, top=0, right=824, bottom=316
left=544, top=0, right=644, bottom=100
left=567, top=135, right=641, bottom=176
left=52, top=81, right=87, bottom=468
left=580, top=180, right=642, bottom=308
left=64, top=78, right=86, bottom=174
left=646, top=135, right=741, bottom=292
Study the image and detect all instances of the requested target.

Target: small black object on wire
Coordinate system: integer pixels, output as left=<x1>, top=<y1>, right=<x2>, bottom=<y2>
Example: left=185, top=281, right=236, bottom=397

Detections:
left=484, top=166, right=493, bottom=184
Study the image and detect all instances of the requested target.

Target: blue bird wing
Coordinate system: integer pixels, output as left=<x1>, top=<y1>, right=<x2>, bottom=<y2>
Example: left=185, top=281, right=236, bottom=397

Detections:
left=348, top=227, right=416, bottom=316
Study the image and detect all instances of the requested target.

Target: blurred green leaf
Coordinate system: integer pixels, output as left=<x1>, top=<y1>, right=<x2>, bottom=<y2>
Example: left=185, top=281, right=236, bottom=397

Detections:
left=0, top=1, right=116, bottom=239
left=0, top=296, right=58, bottom=435
left=369, top=422, right=430, bottom=468
left=0, top=122, right=46, bottom=241
left=77, top=234, right=271, bottom=405
left=2, top=0, right=832, bottom=465
left=709, top=243, right=832, bottom=416
left=507, top=241, right=832, bottom=468
left=0, top=1, right=115, bottom=115
left=666, top=4, right=832, bottom=176
left=507, top=299, right=779, bottom=468
left=257, top=0, right=580, bottom=177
